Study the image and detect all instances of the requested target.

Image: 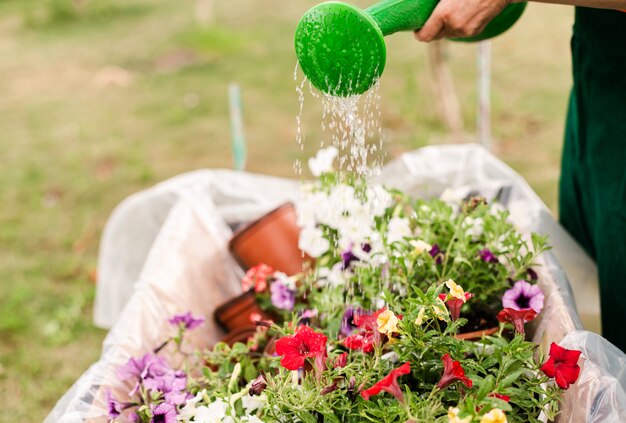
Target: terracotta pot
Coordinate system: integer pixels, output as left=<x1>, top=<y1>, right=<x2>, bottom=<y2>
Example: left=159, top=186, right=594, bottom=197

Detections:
left=455, top=326, right=499, bottom=341
left=229, top=203, right=308, bottom=276
left=214, top=290, right=274, bottom=332
left=220, top=326, right=258, bottom=346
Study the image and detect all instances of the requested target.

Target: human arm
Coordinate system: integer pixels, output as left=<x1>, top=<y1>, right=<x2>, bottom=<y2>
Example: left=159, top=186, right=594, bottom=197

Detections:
left=414, top=0, right=626, bottom=42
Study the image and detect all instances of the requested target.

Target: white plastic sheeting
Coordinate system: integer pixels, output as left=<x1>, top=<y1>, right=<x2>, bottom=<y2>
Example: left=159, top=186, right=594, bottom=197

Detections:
left=46, top=144, right=623, bottom=422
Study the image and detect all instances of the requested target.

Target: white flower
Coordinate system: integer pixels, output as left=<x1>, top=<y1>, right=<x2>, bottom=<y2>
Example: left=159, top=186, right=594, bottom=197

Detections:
left=241, top=393, right=266, bottom=414
left=366, top=184, right=393, bottom=217
left=464, top=217, right=484, bottom=239
left=317, top=263, right=349, bottom=287
left=386, top=217, right=412, bottom=244
left=298, top=226, right=329, bottom=258
left=242, top=417, right=265, bottom=423
left=177, top=391, right=205, bottom=421
left=194, top=398, right=229, bottom=423
left=328, top=184, right=360, bottom=215
left=295, top=189, right=327, bottom=228
left=308, top=146, right=338, bottom=176
left=336, top=210, right=375, bottom=249
left=409, top=239, right=432, bottom=255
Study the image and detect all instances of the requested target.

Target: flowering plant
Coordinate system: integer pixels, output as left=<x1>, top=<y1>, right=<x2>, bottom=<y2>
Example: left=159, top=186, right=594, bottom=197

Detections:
left=107, top=148, right=580, bottom=422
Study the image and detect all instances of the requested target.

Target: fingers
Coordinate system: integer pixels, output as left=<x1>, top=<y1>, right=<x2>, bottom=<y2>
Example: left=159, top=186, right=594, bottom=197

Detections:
left=414, top=13, right=446, bottom=42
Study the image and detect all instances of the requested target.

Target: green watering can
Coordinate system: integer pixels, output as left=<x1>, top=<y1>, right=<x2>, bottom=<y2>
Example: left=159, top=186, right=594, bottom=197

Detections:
left=295, top=0, right=526, bottom=96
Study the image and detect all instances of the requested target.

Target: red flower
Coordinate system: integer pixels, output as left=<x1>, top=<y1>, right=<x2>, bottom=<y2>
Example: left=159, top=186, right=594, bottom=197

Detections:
left=437, top=353, right=473, bottom=389
left=333, top=352, right=348, bottom=368
left=361, top=361, right=411, bottom=403
left=488, top=392, right=510, bottom=402
left=242, top=263, right=274, bottom=293
left=540, top=342, right=582, bottom=389
left=496, top=308, right=537, bottom=334
left=344, top=309, right=386, bottom=353
left=439, top=293, right=473, bottom=321
left=275, top=325, right=327, bottom=371
left=343, top=332, right=375, bottom=353
left=353, top=309, right=385, bottom=331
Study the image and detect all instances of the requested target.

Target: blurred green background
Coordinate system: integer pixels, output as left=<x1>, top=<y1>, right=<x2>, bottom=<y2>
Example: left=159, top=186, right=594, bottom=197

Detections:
left=0, top=0, right=572, bottom=420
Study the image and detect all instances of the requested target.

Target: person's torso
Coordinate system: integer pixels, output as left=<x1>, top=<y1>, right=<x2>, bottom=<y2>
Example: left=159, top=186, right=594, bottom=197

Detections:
left=574, top=7, right=626, bottom=57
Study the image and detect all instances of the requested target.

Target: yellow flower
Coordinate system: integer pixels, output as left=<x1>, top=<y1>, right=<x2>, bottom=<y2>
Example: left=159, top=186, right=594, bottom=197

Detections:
left=448, top=407, right=472, bottom=423
left=410, top=239, right=432, bottom=255
left=376, top=309, right=399, bottom=335
left=445, top=279, right=467, bottom=303
left=415, top=307, right=426, bottom=326
left=480, top=408, right=507, bottom=423
left=433, top=298, right=448, bottom=321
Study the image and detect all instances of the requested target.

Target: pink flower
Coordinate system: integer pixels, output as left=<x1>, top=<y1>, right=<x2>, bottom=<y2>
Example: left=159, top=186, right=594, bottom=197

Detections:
left=437, top=354, right=473, bottom=389
left=540, top=342, right=582, bottom=389
left=242, top=263, right=274, bottom=292
left=361, top=362, right=411, bottom=402
left=275, top=325, right=327, bottom=371
left=502, top=280, right=544, bottom=313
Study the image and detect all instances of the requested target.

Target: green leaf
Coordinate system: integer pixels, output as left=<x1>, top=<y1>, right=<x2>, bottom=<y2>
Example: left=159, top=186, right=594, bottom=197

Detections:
left=500, top=369, right=526, bottom=389
left=477, top=374, right=495, bottom=401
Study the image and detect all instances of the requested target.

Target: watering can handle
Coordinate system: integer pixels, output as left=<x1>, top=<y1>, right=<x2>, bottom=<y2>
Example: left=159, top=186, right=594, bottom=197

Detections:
left=366, top=0, right=439, bottom=36
left=366, top=0, right=527, bottom=41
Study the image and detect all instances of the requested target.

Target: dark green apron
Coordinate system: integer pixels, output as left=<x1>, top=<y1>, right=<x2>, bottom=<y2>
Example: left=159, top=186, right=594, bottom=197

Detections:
left=560, top=8, right=626, bottom=351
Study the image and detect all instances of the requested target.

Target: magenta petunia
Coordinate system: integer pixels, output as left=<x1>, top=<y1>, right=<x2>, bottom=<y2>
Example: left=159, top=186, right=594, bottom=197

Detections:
left=502, top=280, right=544, bottom=313
left=478, top=248, right=499, bottom=263
left=429, top=244, right=444, bottom=264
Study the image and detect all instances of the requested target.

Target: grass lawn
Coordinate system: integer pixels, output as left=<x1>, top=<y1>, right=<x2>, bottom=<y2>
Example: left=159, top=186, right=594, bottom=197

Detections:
left=0, top=0, right=573, bottom=420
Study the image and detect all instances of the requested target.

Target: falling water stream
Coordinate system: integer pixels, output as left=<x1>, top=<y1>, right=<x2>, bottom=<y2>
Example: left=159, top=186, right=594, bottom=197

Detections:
left=294, top=62, right=386, bottom=179
left=294, top=62, right=390, bottom=309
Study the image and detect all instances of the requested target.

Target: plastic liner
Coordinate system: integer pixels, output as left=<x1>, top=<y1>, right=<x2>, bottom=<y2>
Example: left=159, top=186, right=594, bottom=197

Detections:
left=46, top=144, right=623, bottom=422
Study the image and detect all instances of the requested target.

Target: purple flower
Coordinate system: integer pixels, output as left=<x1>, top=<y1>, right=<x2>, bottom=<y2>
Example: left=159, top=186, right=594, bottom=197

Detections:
left=117, top=353, right=171, bottom=396
left=341, top=247, right=359, bottom=270
left=502, top=280, right=544, bottom=313
left=429, top=244, right=443, bottom=265
left=478, top=248, right=498, bottom=263
left=118, top=353, right=170, bottom=381
left=341, top=306, right=364, bottom=337
left=300, top=309, right=318, bottom=319
left=105, top=389, right=122, bottom=419
left=249, top=373, right=268, bottom=395
left=150, top=403, right=177, bottom=423
left=341, top=244, right=372, bottom=270
left=298, top=309, right=318, bottom=325
left=144, top=370, right=188, bottom=405
left=168, top=312, right=204, bottom=330
left=270, top=281, right=295, bottom=311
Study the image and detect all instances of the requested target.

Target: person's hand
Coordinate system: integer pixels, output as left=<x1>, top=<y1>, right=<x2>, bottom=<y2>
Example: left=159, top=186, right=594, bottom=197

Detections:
left=414, top=0, right=511, bottom=42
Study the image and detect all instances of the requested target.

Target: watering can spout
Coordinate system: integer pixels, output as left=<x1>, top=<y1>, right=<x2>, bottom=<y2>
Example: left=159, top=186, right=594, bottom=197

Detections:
left=295, top=0, right=527, bottom=97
